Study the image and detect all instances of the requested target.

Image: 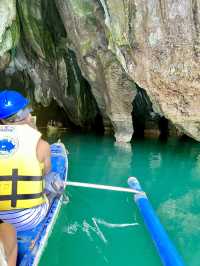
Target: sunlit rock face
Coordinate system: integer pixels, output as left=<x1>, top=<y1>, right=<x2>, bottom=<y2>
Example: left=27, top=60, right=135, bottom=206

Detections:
left=56, top=0, right=200, bottom=141
left=0, top=0, right=19, bottom=70
left=0, top=0, right=200, bottom=142
left=131, top=0, right=200, bottom=141
left=96, top=0, right=200, bottom=141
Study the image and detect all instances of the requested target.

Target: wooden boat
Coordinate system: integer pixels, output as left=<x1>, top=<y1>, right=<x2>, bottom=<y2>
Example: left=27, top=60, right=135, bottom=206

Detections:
left=17, top=142, right=68, bottom=266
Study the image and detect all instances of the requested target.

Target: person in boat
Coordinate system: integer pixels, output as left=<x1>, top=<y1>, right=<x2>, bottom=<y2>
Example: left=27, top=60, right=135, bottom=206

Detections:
left=0, top=90, right=63, bottom=231
left=0, top=220, right=17, bottom=266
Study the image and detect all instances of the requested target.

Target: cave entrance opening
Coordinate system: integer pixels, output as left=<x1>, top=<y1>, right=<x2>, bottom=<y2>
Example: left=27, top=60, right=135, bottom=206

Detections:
left=33, top=100, right=71, bottom=129
left=132, top=85, right=170, bottom=139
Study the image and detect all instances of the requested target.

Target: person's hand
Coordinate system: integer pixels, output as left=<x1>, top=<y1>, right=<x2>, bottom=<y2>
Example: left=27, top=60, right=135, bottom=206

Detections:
left=45, top=172, right=65, bottom=196
left=51, top=177, right=65, bottom=196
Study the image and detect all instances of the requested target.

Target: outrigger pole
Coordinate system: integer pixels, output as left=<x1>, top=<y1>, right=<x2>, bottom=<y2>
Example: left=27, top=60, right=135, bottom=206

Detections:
left=65, top=177, right=185, bottom=266
left=65, top=181, right=142, bottom=194
left=128, top=177, right=185, bottom=266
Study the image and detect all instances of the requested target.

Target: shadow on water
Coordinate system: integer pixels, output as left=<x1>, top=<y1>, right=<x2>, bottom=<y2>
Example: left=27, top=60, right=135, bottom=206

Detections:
left=40, top=132, right=200, bottom=266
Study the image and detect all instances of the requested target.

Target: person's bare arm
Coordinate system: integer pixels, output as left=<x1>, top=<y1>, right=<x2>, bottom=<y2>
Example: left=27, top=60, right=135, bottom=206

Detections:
left=0, top=223, right=17, bottom=266
left=36, top=139, right=51, bottom=174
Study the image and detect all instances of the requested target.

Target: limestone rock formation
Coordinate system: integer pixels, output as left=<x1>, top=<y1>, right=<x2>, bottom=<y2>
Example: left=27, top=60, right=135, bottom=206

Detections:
left=56, top=0, right=136, bottom=142
left=0, top=0, right=19, bottom=69
left=0, top=0, right=200, bottom=142
left=15, top=0, right=98, bottom=128
left=98, top=0, right=200, bottom=141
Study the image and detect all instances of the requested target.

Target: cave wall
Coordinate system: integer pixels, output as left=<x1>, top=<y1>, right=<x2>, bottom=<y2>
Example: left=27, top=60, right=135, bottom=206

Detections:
left=0, top=0, right=19, bottom=70
left=1, top=0, right=98, bottom=129
left=0, top=0, right=200, bottom=142
left=56, top=0, right=136, bottom=142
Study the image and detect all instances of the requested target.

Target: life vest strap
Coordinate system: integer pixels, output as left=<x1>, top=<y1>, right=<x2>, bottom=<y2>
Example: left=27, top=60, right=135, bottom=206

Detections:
left=0, top=175, right=43, bottom=181
left=0, top=192, right=43, bottom=201
left=12, top=169, right=17, bottom=207
left=0, top=169, right=44, bottom=207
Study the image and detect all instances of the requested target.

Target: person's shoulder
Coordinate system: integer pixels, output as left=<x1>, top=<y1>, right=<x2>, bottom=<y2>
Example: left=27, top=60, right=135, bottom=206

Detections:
left=37, top=139, right=50, bottom=149
left=24, top=124, right=40, bottom=132
left=37, top=139, right=51, bottom=159
left=36, top=139, right=51, bottom=172
left=18, top=124, right=39, bottom=132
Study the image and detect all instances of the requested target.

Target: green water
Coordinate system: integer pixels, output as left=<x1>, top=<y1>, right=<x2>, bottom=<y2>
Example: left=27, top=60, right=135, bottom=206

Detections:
left=40, top=133, right=200, bottom=266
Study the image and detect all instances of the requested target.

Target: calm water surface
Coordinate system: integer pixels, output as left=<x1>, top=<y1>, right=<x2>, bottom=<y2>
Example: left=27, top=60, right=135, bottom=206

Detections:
left=40, top=133, right=200, bottom=266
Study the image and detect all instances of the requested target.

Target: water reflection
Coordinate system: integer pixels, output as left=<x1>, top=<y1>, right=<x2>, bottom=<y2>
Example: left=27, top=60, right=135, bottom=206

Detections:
left=64, top=134, right=134, bottom=188
left=148, top=152, right=162, bottom=169
left=104, top=141, right=134, bottom=188
left=191, top=153, right=200, bottom=181
left=114, top=142, right=132, bottom=152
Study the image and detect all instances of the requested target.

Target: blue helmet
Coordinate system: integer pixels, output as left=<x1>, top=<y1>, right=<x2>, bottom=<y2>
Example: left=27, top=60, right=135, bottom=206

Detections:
left=0, top=90, right=29, bottom=119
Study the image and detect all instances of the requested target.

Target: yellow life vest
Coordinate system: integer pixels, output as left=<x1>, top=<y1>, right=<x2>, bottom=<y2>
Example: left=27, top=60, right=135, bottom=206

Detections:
left=0, top=124, right=46, bottom=210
